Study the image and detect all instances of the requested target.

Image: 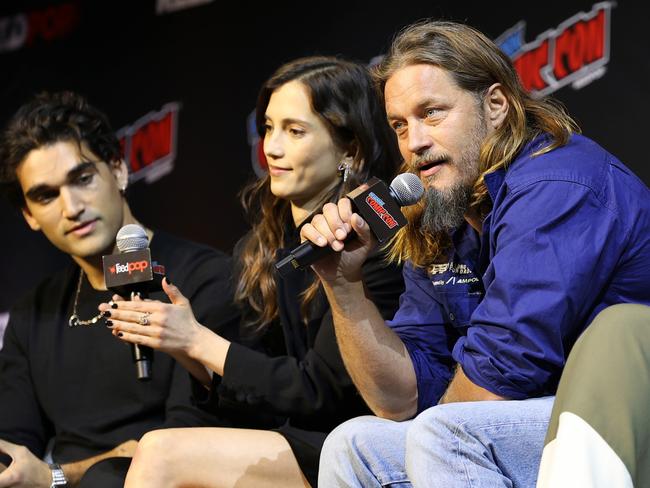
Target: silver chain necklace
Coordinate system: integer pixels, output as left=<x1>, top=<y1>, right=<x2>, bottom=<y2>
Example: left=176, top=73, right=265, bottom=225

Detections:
left=68, top=270, right=108, bottom=327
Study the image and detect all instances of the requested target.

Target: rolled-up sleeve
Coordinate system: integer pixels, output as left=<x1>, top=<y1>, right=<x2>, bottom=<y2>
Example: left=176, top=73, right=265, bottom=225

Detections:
left=454, top=179, right=623, bottom=399
left=387, top=264, right=456, bottom=412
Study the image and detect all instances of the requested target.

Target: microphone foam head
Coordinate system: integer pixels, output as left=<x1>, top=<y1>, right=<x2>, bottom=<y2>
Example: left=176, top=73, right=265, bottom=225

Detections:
left=390, top=173, right=424, bottom=206
left=116, top=224, right=149, bottom=253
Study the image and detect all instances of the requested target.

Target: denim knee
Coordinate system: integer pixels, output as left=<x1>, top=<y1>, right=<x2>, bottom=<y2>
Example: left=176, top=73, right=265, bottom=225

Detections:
left=320, top=416, right=412, bottom=488
left=406, top=405, right=460, bottom=456
left=322, top=416, right=379, bottom=460
left=405, top=399, right=553, bottom=488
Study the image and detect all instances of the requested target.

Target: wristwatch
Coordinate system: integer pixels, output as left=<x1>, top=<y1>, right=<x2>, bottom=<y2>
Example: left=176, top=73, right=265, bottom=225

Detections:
left=49, top=463, right=67, bottom=487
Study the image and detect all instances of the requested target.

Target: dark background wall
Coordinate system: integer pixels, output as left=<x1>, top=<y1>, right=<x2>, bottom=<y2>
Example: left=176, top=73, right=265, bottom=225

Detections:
left=1, top=0, right=647, bottom=313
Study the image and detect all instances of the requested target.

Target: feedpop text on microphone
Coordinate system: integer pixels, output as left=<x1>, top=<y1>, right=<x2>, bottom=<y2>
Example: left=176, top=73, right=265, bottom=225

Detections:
left=102, top=224, right=156, bottom=381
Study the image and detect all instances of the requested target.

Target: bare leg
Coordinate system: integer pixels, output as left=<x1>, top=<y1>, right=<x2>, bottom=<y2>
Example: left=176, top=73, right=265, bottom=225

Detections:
left=124, top=427, right=311, bottom=488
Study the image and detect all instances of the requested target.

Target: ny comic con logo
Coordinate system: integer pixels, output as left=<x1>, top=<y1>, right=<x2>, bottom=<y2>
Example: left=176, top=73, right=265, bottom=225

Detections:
left=117, top=102, right=181, bottom=184
left=495, top=2, right=614, bottom=97
left=248, top=2, right=614, bottom=174
left=366, top=192, right=399, bottom=229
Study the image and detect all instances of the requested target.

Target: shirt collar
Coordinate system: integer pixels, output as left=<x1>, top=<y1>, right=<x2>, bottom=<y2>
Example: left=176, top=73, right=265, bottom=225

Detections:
left=482, top=134, right=551, bottom=204
left=484, top=169, right=506, bottom=203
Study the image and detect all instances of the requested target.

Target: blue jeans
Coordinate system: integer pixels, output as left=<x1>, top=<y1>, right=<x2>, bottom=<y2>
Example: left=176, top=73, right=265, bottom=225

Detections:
left=319, top=396, right=554, bottom=487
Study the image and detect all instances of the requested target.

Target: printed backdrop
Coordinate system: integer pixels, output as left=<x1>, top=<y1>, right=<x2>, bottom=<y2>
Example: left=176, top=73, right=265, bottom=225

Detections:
left=0, top=0, right=648, bottom=313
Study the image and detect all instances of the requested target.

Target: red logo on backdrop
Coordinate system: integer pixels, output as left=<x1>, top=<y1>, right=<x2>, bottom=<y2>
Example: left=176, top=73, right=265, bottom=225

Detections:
left=247, top=3, right=614, bottom=173
left=246, top=110, right=268, bottom=178
left=495, top=2, right=614, bottom=97
left=0, top=1, right=81, bottom=54
left=117, top=103, right=181, bottom=184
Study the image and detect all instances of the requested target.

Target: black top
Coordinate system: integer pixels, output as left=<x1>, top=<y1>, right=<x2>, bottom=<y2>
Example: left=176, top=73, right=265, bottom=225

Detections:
left=194, top=226, right=405, bottom=485
left=0, top=230, right=240, bottom=465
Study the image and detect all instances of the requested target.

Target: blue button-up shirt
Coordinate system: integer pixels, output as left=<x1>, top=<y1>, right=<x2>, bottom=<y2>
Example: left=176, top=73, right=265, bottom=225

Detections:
left=387, top=134, right=650, bottom=413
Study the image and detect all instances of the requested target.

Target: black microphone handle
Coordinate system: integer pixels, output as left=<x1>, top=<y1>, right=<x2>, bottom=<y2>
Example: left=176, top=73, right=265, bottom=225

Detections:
left=276, top=232, right=356, bottom=277
left=275, top=176, right=416, bottom=277
left=129, top=289, right=153, bottom=381
left=132, top=342, right=153, bottom=381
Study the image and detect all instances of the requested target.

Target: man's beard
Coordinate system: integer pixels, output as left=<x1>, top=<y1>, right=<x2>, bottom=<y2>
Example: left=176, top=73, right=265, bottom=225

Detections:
left=421, top=182, right=473, bottom=234
left=419, top=117, right=486, bottom=234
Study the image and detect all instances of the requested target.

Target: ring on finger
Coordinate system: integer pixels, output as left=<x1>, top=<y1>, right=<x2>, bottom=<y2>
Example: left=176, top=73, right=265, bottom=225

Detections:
left=138, top=311, right=152, bottom=326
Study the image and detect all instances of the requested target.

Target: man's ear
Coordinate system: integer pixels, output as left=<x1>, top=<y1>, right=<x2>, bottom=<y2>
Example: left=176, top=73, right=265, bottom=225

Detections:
left=484, top=83, right=509, bottom=130
left=21, top=206, right=41, bottom=231
left=109, top=160, right=129, bottom=192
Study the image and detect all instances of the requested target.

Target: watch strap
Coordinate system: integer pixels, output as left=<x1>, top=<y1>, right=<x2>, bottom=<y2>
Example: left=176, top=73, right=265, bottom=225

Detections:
left=49, top=463, right=67, bottom=487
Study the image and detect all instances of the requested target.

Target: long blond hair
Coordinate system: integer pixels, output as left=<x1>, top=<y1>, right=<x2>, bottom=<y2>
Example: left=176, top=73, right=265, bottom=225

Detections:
left=374, top=20, right=580, bottom=269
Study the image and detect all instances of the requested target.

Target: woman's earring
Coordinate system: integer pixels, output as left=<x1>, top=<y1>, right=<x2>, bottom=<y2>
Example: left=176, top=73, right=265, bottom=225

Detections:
left=338, top=161, right=351, bottom=183
left=119, top=183, right=127, bottom=196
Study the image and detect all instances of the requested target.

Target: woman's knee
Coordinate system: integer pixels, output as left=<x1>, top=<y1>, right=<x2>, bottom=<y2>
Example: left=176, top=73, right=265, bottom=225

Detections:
left=131, top=429, right=180, bottom=474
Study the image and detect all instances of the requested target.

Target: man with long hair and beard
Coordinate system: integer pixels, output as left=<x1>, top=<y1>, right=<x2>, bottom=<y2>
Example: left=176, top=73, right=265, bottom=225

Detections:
left=300, top=20, right=650, bottom=487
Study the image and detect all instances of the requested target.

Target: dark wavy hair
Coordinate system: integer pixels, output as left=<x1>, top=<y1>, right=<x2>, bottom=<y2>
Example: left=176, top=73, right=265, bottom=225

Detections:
left=236, top=56, right=400, bottom=332
left=0, top=91, right=121, bottom=208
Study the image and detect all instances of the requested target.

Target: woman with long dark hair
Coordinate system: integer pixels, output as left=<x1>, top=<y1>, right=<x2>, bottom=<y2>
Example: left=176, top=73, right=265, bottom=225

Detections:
left=101, top=56, right=404, bottom=487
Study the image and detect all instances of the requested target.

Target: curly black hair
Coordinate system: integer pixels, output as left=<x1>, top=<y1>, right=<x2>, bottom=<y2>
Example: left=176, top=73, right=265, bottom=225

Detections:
left=0, top=91, right=121, bottom=208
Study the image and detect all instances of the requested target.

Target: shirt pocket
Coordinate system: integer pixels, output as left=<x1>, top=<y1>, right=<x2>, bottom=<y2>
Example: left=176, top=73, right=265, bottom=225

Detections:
left=436, top=289, right=483, bottom=329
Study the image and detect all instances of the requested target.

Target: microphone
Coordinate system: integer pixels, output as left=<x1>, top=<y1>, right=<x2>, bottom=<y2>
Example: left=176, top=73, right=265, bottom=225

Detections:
left=275, top=173, right=424, bottom=277
left=103, top=224, right=159, bottom=381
